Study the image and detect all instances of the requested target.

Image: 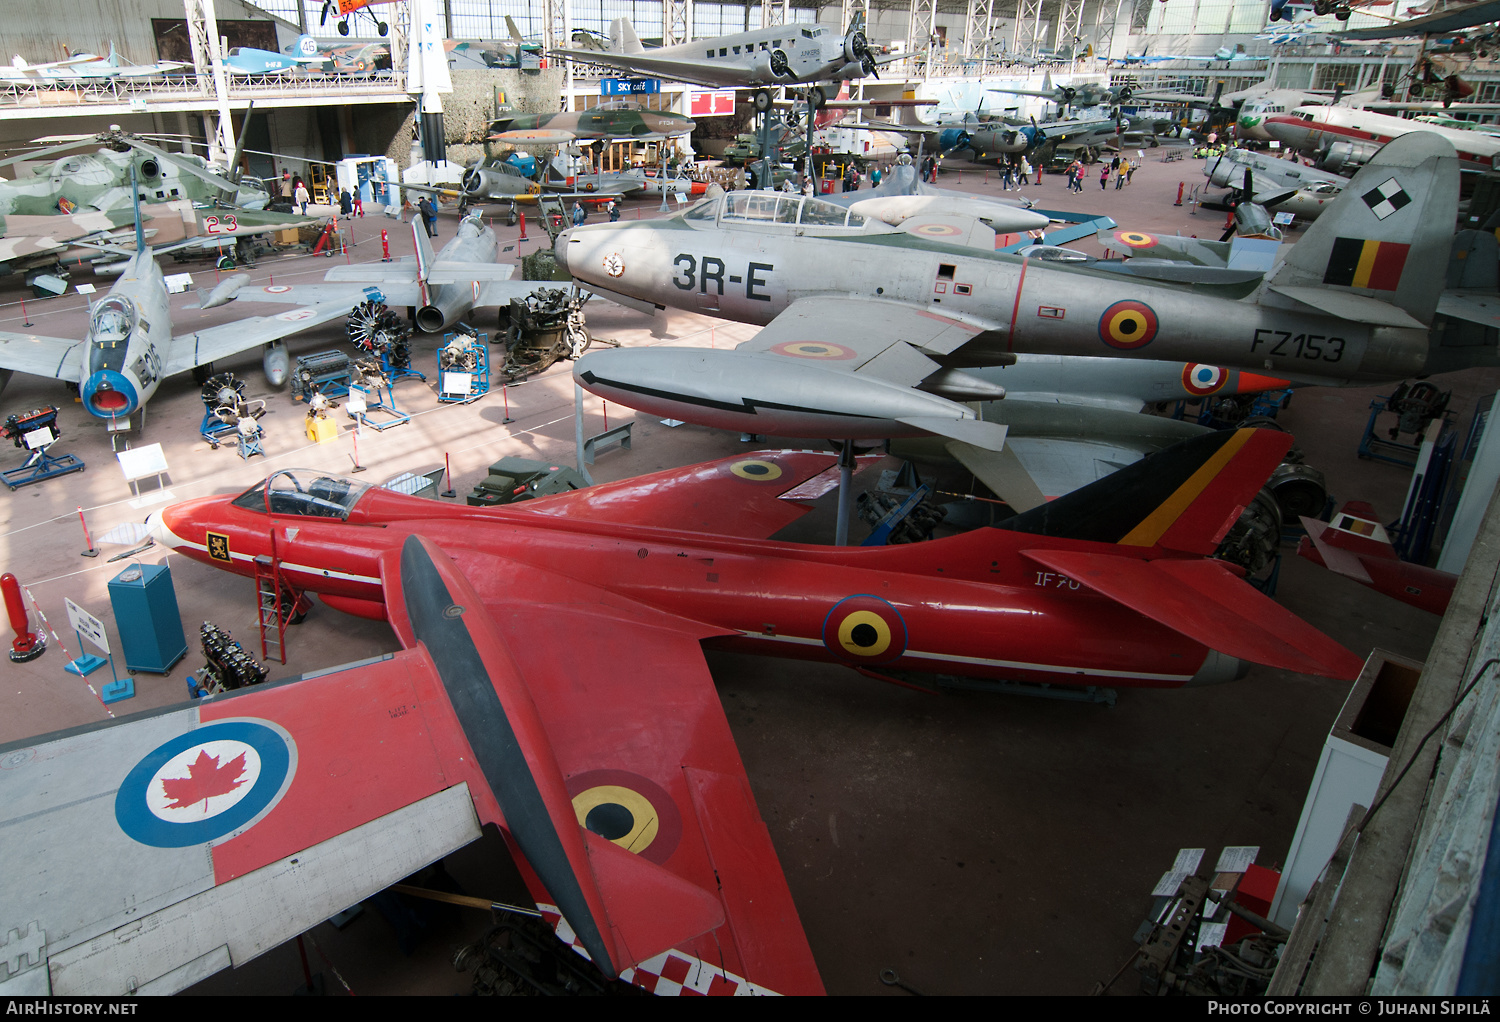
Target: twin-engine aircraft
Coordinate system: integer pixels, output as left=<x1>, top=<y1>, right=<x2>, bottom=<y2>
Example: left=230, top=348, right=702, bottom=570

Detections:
left=1, top=427, right=1360, bottom=994
left=552, top=12, right=896, bottom=111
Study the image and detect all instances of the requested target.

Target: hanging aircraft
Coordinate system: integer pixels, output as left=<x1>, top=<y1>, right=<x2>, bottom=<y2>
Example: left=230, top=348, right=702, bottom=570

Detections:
left=1, top=427, right=1361, bottom=994
left=1269, top=0, right=1396, bottom=21
left=218, top=215, right=543, bottom=334
left=320, top=0, right=402, bottom=36
left=0, top=211, right=346, bottom=431
left=1262, top=105, right=1500, bottom=173
left=550, top=12, right=898, bottom=112
left=487, top=100, right=696, bottom=145
left=556, top=132, right=1495, bottom=460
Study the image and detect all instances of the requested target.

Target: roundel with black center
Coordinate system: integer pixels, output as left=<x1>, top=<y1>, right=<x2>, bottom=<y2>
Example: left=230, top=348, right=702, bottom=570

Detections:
left=822, top=594, right=908, bottom=665
left=1098, top=299, right=1159, bottom=350
left=567, top=769, right=681, bottom=865
left=729, top=458, right=784, bottom=482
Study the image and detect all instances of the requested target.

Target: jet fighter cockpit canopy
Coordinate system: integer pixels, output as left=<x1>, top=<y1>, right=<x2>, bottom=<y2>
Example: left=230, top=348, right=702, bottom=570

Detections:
left=683, top=191, right=869, bottom=232
left=89, top=296, right=135, bottom=347
left=231, top=469, right=371, bottom=519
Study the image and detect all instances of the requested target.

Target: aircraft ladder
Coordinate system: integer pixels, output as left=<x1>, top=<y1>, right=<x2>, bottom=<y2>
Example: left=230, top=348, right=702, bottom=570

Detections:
left=253, top=554, right=288, bottom=665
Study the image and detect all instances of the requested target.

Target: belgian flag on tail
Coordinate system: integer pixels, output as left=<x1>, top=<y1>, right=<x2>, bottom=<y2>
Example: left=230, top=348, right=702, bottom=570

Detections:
left=1322, top=237, right=1411, bottom=291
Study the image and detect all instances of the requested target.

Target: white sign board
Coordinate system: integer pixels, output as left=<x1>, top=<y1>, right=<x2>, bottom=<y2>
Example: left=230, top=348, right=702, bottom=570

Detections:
left=22, top=426, right=55, bottom=450
left=441, top=372, right=472, bottom=397
left=64, top=598, right=109, bottom=655
left=116, top=443, right=169, bottom=483
left=347, top=386, right=368, bottom=414
left=163, top=272, right=194, bottom=294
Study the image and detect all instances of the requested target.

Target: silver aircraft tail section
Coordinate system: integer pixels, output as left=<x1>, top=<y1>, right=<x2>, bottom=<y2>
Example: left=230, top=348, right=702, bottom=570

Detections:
left=1261, top=131, right=1456, bottom=327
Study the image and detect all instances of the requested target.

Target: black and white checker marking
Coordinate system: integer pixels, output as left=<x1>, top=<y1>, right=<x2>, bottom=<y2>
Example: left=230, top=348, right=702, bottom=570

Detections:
left=1362, top=177, right=1411, bottom=220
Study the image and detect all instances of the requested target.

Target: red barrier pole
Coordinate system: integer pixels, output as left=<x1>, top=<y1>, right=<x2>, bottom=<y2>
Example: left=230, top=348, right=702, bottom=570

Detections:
left=518, top=212, right=527, bottom=241
left=1175, top=182, right=1184, bottom=206
left=602, top=400, right=608, bottom=431
left=442, top=453, right=456, bottom=498
left=3, top=573, right=43, bottom=662
left=502, top=383, right=514, bottom=424
left=77, top=507, right=98, bottom=558
left=20, top=297, right=31, bottom=328
left=381, top=228, right=391, bottom=261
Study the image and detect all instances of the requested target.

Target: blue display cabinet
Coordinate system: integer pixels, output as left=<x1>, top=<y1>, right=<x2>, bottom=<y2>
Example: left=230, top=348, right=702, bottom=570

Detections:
left=107, top=563, right=188, bottom=674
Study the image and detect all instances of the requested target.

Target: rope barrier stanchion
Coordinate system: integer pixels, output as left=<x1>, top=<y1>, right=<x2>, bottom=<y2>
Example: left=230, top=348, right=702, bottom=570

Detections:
left=77, top=507, right=98, bottom=558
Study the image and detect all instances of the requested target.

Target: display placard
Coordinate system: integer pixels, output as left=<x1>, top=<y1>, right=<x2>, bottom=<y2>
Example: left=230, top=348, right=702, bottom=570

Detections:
left=65, top=597, right=110, bottom=655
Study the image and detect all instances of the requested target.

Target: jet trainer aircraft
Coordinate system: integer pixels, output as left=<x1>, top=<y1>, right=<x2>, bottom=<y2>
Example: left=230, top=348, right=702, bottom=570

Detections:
left=0, top=430, right=1360, bottom=994
left=551, top=12, right=895, bottom=111
left=556, top=133, right=1494, bottom=455
left=821, top=161, right=1050, bottom=234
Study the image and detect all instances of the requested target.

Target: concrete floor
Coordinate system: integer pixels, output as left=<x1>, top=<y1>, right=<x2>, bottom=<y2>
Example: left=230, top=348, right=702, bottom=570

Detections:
left=0, top=145, right=1477, bottom=995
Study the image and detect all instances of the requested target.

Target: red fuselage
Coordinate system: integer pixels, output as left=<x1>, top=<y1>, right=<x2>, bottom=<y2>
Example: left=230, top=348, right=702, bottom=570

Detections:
left=152, top=482, right=1236, bottom=689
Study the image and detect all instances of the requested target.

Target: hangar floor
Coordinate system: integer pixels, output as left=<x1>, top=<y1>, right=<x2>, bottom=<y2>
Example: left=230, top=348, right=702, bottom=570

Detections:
left=0, top=146, right=1478, bottom=995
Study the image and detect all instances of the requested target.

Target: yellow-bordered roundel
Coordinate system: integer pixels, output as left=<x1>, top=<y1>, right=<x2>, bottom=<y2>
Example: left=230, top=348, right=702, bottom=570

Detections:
left=1113, top=230, right=1158, bottom=249
left=912, top=222, right=964, bottom=237
left=822, top=594, right=908, bottom=665
left=568, top=769, right=681, bottom=864
left=1181, top=363, right=1227, bottom=397
left=729, top=459, right=784, bottom=482
left=768, top=340, right=857, bottom=360
left=1098, top=300, right=1159, bottom=350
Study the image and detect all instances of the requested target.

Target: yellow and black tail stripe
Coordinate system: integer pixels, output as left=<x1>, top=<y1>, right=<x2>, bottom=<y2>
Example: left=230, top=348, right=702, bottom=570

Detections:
left=1118, top=428, right=1254, bottom=547
left=822, top=594, right=908, bottom=665
left=1323, top=237, right=1410, bottom=291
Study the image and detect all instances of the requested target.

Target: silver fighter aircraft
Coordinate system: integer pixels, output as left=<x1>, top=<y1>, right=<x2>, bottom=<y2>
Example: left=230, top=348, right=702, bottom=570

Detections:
left=0, top=245, right=347, bottom=431
left=561, top=133, right=1486, bottom=428
left=221, top=215, right=528, bottom=334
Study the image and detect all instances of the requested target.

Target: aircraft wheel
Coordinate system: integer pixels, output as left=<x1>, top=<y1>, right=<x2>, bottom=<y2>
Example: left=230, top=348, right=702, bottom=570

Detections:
left=378, top=21, right=389, bottom=36
left=753, top=90, right=773, bottom=113
left=338, top=20, right=350, bottom=36
left=807, top=86, right=826, bottom=111
left=1335, top=9, right=1350, bottom=19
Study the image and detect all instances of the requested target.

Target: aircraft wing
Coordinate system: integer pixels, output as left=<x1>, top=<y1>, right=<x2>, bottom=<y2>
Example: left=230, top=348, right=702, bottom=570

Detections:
left=325, top=260, right=516, bottom=285
left=0, top=211, right=137, bottom=264
left=739, top=295, right=999, bottom=371
left=0, top=534, right=820, bottom=995
left=0, top=331, right=86, bottom=383
left=428, top=544, right=823, bottom=994
left=550, top=47, right=756, bottom=89
left=525, top=447, right=882, bottom=538
left=163, top=304, right=354, bottom=376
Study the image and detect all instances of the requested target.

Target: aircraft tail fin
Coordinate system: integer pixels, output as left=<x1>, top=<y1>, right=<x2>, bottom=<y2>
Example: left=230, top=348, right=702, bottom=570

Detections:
left=998, top=427, right=1290, bottom=556
left=996, top=428, right=1363, bottom=679
left=609, top=18, right=643, bottom=55
left=505, top=15, right=525, bottom=44
left=1264, top=131, right=1458, bottom=325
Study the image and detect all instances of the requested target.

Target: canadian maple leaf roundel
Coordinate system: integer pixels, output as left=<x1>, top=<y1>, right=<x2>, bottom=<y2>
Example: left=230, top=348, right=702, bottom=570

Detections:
left=160, top=748, right=250, bottom=813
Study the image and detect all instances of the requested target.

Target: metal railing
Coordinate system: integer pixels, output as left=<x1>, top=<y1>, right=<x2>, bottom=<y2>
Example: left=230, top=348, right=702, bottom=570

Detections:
left=0, top=70, right=407, bottom=114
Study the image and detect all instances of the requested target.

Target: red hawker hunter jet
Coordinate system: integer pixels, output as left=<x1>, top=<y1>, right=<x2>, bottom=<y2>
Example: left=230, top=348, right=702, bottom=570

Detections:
left=1, top=428, right=1362, bottom=995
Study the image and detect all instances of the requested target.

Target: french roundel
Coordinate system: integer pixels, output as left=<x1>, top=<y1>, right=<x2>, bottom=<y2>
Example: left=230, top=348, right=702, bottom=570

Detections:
left=1098, top=299, right=1159, bottom=350
left=1113, top=230, right=1158, bottom=249
left=729, top=458, right=784, bottom=482
left=114, top=719, right=296, bottom=848
left=1182, top=363, right=1227, bottom=396
left=568, top=769, right=681, bottom=864
left=263, top=285, right=291, bottom=293
left=768, top=340, right=857, bottom=360
left=822, top=594, right=908, bottom=665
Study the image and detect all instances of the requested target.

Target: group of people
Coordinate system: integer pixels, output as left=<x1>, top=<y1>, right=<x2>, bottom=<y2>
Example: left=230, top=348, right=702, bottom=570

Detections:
left=1058, top=155, right=1135, bottom=192
left=999, top=158, right=1035, bottom=190
left=278, top=168, right=367, bottom=219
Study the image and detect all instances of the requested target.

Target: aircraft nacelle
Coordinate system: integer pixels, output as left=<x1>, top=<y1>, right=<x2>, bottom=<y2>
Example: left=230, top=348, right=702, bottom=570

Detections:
left=1319, top=140, right=1379, bottom=174
left=937, top=127, right=972, bottom=152
left=464, top=166, right=521, bottom=198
